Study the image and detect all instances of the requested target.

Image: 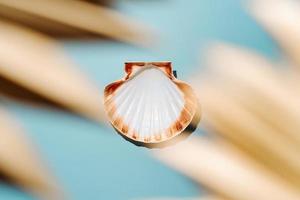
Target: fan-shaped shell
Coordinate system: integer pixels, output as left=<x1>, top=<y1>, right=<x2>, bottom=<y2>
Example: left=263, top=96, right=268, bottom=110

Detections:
left=104, top=62, right=198, bottom=143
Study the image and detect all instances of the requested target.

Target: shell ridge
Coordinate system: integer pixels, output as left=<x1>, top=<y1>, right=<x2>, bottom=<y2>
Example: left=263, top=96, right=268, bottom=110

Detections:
left=170, top=80, right=194, bottom=118
left=164, top=80, right=184, bottom=120
left=144, top=88, right=153, bottom=139
left=112, top=80, right=135, bottom=104
left=155, top=92, right=164, bottom=141
left=163, top=80, right=180, bottom=123
left=119, top=82, right=141, bottom=135
left=160, top=88, right=172, bottom=139
left=132, top=73, right=151, bottom=136
left=164, top=83, right=184, bottom=137
left=137, top=87, right=149, bottom=140
left=133, top=80, right=150, bottom=139
left=175, top=82, right=197, bottom=128
left=167, top=80, right=185, bottom=109
left=130, top=90, right=145, bottom=138
left=176, top=82, right=197, bottom=115
left=111, top=77, right=141, bottom=137
left=129, top=83, right=146, bottom=136
left=113, top=84, right=137, bottom=123
left=149, top=91, right=155, bottom=140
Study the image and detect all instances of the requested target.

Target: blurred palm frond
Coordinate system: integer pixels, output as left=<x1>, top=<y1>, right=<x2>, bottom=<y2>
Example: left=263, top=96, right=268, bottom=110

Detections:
left=0, top=0, right=154, bottom=198
left=0, top=20, right=105, bottom=122
left=81, top=0, right=114, bottom=7
left=0, top=0, right=153, bottom=44
left=250, top=0, right=300, bottom=67
left=154, top=0, right=300, bottom=199
left=196, top=44, right=300, bottom=187
left=139, top=196, right=226, bottom=200
left=0, top=108, right=61, bottom=199
left=155, top=136, right=300, bottom=200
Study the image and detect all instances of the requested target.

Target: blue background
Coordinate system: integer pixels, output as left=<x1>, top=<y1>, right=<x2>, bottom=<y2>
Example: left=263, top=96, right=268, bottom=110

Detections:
left=1, top=0, right=279, bottom=199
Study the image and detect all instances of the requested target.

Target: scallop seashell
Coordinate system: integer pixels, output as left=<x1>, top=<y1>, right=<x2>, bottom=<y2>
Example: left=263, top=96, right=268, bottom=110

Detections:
left=104, top=62, right=199, bottom=144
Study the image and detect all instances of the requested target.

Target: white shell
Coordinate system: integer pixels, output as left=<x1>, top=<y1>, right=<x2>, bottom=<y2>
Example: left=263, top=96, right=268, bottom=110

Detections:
left=104, top=62, right=198, bottom=143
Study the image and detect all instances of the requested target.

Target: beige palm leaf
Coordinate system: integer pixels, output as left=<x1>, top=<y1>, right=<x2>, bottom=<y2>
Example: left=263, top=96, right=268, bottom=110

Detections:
left=0, top=108, right=62, bottom=199
left=198, top=44, right=300, bottom=187
left=138, top=196, right=226, bottom=200
left=0, top=0, right=154, bottom=198
left=0, top=0, right=153, bottom=44
left=0, top=20, right=105, bottom=122
left=250, top=0, right=300, bottom=67
left=155, top=136, right=300, bottom=200
left=153, top=0, right=300, bottom=199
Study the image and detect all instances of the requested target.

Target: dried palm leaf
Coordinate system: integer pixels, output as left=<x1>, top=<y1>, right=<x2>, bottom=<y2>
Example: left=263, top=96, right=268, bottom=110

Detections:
left=154, top=0, right=300, bottom=199
left=81, top=0, right=114, bottom=7
left=197, top=83, right=300, bottom=187
left=190, top=44, right=300, bottom=187
left=155, top=136, right=300, bottom=200
left=250, top=0, right=300, bottom=67
left=0, top=75, right=64, bottom=108
left=0, top=108, right=62, bottom=199
left=0, top=20, right=105, bottom=122
left=138, top=196, right=226, bottom=200
left=199, top=197, right=226, bottom=200
left=203, top=44, right=300, bottom=146
left=0, top=0, right=153, bottom=44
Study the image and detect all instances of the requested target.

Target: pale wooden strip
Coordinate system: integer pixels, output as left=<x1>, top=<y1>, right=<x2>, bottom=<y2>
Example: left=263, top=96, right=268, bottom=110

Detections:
left=0, top=20, right=105, bottom=122
left=199, top=75, right=300, bottom=153
left=190, top=43, right=300, bottom=187
left=0, top=4, right=92, bottom=38
left=137, top=196, right=227, bottom=200
left=0, top=108, right=62, bottom=199
left=0, top=0, right=154, bottom=46
left=155, top=137, right=300, bottom=200
left=197, top=85, right=300, bottom=187
left=203, top=44, right=300, bottom=145
left=250, top=0, right=300, bottom=67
